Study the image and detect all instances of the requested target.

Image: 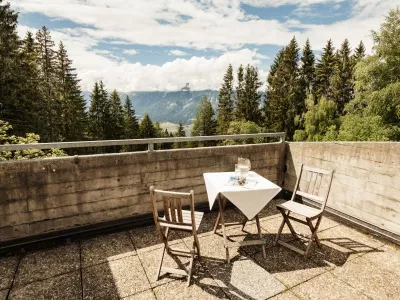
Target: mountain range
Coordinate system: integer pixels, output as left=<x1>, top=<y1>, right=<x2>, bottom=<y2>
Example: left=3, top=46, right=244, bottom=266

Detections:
left=83, top=90, right=219, bottom=124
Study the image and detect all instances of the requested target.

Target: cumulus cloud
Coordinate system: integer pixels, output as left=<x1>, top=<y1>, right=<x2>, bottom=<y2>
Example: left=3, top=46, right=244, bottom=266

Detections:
left=13, top=0, right=400, bottom=91
left=79, top=48, right=268, bottom=92
left=169, top=50, right=189, bottom=56
left=123, top=49, right=138, bottom=55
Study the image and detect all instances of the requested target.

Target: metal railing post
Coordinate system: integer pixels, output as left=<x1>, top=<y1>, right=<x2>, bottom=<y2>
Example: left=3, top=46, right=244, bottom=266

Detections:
left=148, top=143, right=154, bottom=152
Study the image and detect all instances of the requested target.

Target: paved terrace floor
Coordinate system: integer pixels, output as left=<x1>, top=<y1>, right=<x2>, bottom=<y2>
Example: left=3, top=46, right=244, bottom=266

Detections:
left=1, top=200, right=399, bottom=300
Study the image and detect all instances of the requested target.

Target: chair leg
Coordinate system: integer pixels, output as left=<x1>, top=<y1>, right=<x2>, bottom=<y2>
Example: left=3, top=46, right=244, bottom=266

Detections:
left=156, top=242, right=167, bottom=281
left=187, top=243, right=195, bottom=286
left=283, top=211, right=297, bottom=238
left=255, top=215, right=266, bottom=259
left=274, top=211, right=286, bottom=246
left=305, top=216, right=323, bottom=257
left=156, top=228, right=169, bottom=280
left=194, top=234, right=201, bottom=259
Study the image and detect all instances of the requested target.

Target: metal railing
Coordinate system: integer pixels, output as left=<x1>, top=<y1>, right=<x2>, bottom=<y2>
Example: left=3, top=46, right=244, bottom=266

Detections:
left=0, top=132, right=286, bottom=152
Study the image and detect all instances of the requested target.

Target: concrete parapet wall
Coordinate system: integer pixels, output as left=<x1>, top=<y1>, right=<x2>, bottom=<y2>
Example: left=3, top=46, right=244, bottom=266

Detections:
left=0, top=143, right=285, bottom=242
left=284, top=142, right=400, bottom=237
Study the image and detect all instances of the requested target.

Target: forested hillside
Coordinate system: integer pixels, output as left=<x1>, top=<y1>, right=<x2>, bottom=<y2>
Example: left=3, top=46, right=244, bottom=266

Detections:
left=1, top=0, right=399, bottom=160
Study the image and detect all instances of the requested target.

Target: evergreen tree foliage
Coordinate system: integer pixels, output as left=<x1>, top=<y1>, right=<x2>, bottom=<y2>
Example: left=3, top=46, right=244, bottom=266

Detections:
left=264, top=38, right=302, bottom=140
left=139, top=113, right=156, bottom=138
left=35, top=26, right=60, bottom=141
left=235, top=64, right=245, bottom=119
left=88, top=81, right=110, bottom=141
left=217, top=64, right=234, bottom=134
left=191, top=96, right=216, bottom=146
left=173, top=121, right=186, bottom=148
left=353, top=41, right=366, bottom=62
left=18, top=31, right=41, bottom=134
left=236, top=64, right=262, bottom=124
left=315, top=39, right=336, bottom=100
left=300, top=39, right=315, bottom=96
left=332, top=39, right=354, bottom=116
left=123, top=95, right=139, bottom=139
left=176, top=121, right=186, bottom=137
left=0, top=1, right=26, bottom=133
left=109, top=90, right=124, bottom=140
left=56, top=42, right=87, bottom=141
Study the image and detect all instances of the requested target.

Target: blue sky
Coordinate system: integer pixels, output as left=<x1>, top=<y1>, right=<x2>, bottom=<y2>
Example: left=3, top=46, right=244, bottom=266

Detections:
left=12, top=0, right=399, bottom=91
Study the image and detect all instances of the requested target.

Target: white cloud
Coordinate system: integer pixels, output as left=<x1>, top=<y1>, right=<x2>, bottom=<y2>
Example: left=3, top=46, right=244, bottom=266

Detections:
left=169, top=49, right=188, bottom=56
left=13, top=0, right=400, bottom=91
left=123, top=49, right=138, bottom=55
left=78, top=48, right=267, bottom=92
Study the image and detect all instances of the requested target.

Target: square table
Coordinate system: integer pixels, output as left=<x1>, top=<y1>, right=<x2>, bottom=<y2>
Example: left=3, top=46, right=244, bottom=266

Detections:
left=203, top=171, right=282, bottom=262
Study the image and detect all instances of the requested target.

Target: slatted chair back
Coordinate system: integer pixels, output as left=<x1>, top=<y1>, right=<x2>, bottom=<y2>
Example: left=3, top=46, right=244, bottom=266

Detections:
left=291, top=164, right=334, bottom=212
left=150, top=187, right=197, bottom=235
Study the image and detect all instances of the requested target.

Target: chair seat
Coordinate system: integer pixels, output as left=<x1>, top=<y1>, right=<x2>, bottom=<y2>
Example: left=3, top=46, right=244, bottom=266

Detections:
left=160, top=210, right=204, bottom=231
left=277, top=201, right=322, bottom=219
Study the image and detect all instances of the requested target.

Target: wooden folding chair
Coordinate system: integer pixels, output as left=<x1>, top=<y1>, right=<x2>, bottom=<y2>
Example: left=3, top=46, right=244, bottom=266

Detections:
left=149, top=186, right=203, bottom=286
left=274, top=164, right=334, bottom=258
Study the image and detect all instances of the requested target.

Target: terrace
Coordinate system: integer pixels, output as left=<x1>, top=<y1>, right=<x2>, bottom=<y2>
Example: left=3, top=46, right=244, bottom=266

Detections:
left=0, top=135, right=399, bottom=299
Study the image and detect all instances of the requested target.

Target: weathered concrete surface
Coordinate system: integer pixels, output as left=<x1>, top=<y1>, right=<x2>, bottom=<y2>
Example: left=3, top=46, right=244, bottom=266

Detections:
left=0, top=143, right=285, bottom=242
left=284, top=142, right=400, bottom=237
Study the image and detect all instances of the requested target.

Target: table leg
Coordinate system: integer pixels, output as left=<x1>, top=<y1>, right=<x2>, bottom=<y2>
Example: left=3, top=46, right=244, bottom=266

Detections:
left=213, top=196, right=226, bottom=233
left=255, top=214, right=266, bottom=259
left=218, top=194, right=230, bottom=263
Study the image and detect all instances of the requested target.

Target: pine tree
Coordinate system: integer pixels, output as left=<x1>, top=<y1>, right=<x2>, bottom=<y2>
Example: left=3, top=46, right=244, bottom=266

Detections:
left=176, top=121, right=186, bottom=137
left=263, top=48, right=285, bottom=131
left=88, top=81, right=110, bottom=141
left=332, top=39, right=354, bottom=116
left=191, top=96, right=216, bottom=146
left=109, top=90, right=124, bottom=140
left=264, top=38, right=302, bottom=140
left=56, top=41, right=87, bottom=141
left=300, top=39, right=315, bottom=96
left=0, top=1, right=25, bottom=133
left=235, top=64, right=244, bottom=119
left=237, top=65, right=262, bottom=124
left=315, top=39, right=336, bottom=101
left=139, top=113, right=156, bottom=138
left=35, top=26, right=60, bottom=141
left=217, top=64, right=234, bottom=134
left=353, top=41, right=366, bottom=62
left=123, top=95, right=139, bottom=139
left=173, top=121, right=186, bottom=148
left=18, top=31, right=42, bottom=134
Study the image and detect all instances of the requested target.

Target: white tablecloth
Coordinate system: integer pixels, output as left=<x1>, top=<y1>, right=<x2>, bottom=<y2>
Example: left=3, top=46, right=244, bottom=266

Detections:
left=203, top=171, right=282, bottom=220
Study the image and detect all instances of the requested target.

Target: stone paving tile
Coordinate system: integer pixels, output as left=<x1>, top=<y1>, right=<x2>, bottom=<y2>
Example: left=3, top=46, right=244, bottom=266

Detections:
left=153, top=275, right=228, bottom=300
left=129, top=225, right=181, bottom=253
left=9, top=271, right=81, bottom=300
left=319, top=224, right=384, bottom=250
left=81, top=231, right=136, bottom=267
left=252, top=245, right=327, bottom=288
left=14, top=243, right=79, bottom=287
left=123, top=289, right=156, bottom=299
left=208, top=256, right=286, bottom=300
left=291, top=272, right=369, bottom=300
left=187, top=230, right=244, bottom=266
left=225, top=221, right=275, bottom=256
left=0, top=289, right=8, bottom=300
left=331, top=255, right=400, bottom=300
left=0, top=255, right=19, bottom=290
left=137, top=242, right=192, bottom=287
left=268, top=290, right=300, bottom=300
left=362, top=243, right=400, bottom=277
left=82, top=254, right=150, bottom=300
